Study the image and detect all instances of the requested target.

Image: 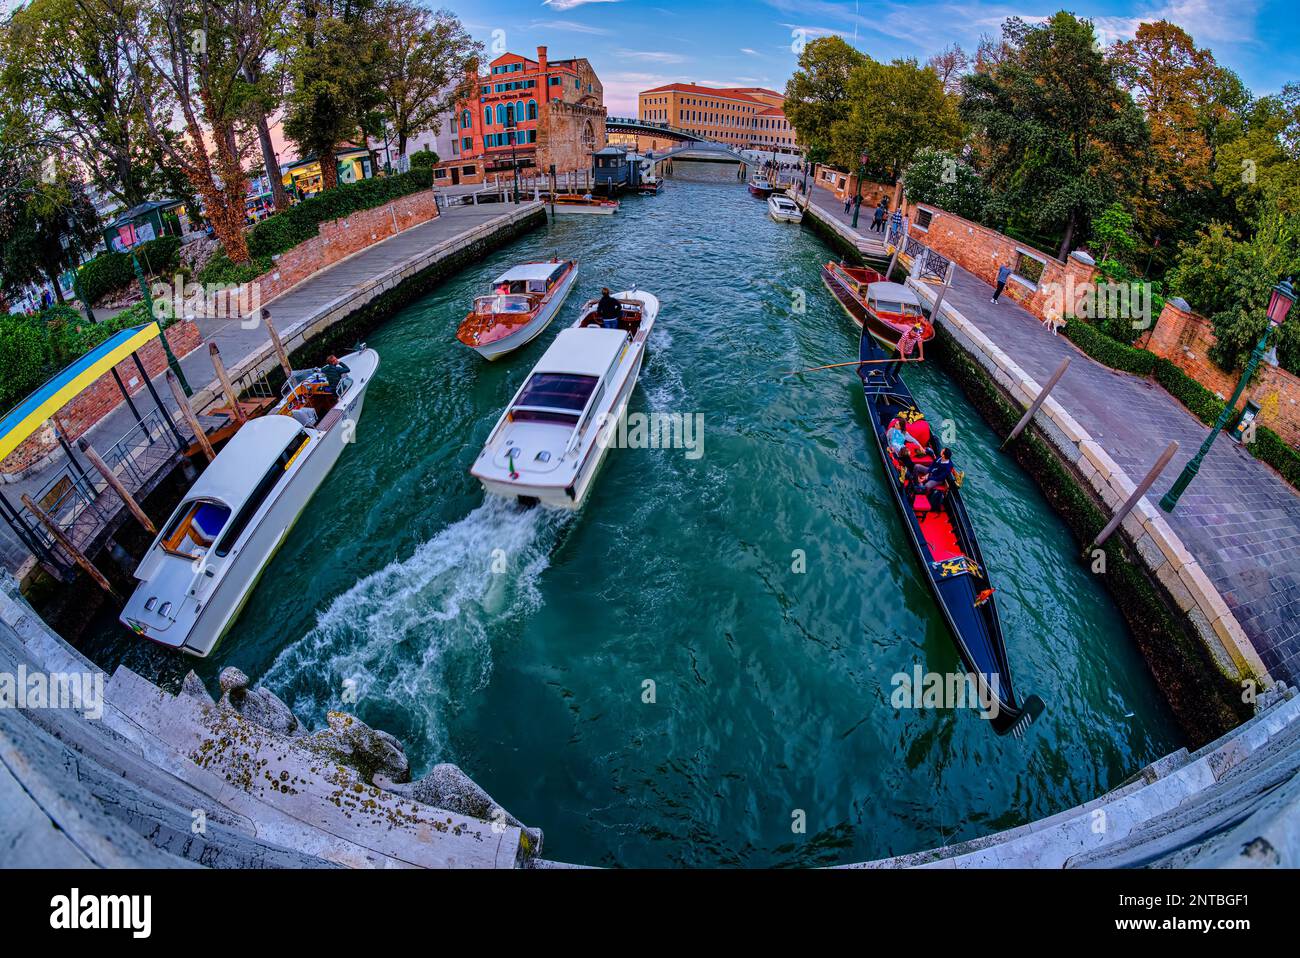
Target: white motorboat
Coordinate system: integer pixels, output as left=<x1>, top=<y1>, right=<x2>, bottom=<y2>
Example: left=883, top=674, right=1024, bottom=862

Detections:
left=471, top=289, right=659, bottom=509
left=456, top=260, right=579, bottom=361
left=120, top=347, right=379, bottom=657
left=552, top=194, right=619, bottom=215
left=768, top=193, right=803, bottom=223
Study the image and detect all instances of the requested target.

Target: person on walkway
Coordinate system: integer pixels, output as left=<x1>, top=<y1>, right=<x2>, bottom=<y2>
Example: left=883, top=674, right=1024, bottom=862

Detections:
left=888, top=207, right=903, bottom=240
left=596, top=288, right=622, bottom=330
left=320, top=355, right=350, bottom=392
left=872, top=199, right=887, bottom=232
left=915, top=447, right=956, bottom=512
left=844, top=196, right=852, bottom=215
left=992, top=262, right=1012, bottom=303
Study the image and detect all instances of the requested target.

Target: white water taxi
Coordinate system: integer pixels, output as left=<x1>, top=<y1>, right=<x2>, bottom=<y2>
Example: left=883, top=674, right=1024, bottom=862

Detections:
left=768, top=193, right=803, bottom=223
left=456, top=260, right=579, bottom=361
left=471, top=289, right=659, bottom=509
left=121, top=347, right=379, bottom=657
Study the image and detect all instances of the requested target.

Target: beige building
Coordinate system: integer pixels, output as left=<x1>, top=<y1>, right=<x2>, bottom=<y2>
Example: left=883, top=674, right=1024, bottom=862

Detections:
left=636, top=83, right=798, bottom=154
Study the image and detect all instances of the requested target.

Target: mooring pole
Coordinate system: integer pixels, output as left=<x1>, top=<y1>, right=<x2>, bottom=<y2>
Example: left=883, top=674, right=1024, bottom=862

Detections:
left=929, top=260, right=956, bottom=324
left=168, top=370, right=215, bottom=462
left=209, top=342, right=247, bottom=425
left=21, top=493, right=119, bottom=598
left=264, top=314, right=294, bottom=382
left=1086, top=441, right=1179, bottom=554
left=77, top=438, right=157, bottom=536
left=1000, top=358, right=1071, bottom=451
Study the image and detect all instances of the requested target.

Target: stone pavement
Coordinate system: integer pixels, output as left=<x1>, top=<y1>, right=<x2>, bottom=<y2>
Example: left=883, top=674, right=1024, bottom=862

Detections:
left=814, top=195, right=1300, bottom=684
left=0, top=200, right=539, bottom=573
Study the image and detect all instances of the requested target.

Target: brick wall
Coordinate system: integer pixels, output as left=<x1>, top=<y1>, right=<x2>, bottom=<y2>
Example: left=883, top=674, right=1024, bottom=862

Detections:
left=1, top=319, right=203, bottom=477
left=253, top=190, right=439, bottom=304
left=813, top=164, right=896, bottom=207
left=1141, top=301, right=1300, bottom=446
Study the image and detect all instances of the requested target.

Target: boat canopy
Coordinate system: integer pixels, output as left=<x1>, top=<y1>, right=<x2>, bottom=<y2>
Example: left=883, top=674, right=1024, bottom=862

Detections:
left=179, top=415, right=304, bottom=509
left=866, top=281, right=921, bottom=306
left=532, top=328, right=627, bottom=378
left=493, top=262, right=567, bottom=286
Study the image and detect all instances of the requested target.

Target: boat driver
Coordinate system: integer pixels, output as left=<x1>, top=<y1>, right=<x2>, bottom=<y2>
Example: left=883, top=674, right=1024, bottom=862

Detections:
left=596, top=288, right=622, bottom=330
left=320, top=355, right=351, bottom=393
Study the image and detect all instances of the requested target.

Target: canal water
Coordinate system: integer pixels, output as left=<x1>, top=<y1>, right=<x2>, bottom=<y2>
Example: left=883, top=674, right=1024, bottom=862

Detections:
left=87, top=182, right=1182, bottom=867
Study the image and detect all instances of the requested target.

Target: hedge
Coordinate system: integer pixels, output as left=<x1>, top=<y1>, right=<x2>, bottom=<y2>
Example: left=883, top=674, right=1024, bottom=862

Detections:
left=1064, top=319, right=1300, bottom=493
left=197, top=169, right=431, bottom=286
left=77, top=235, right=182, bottom=305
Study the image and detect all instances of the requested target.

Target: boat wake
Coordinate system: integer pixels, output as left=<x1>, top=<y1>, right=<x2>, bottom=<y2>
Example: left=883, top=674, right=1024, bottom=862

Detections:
left=261, top=496, right=570, bottom=756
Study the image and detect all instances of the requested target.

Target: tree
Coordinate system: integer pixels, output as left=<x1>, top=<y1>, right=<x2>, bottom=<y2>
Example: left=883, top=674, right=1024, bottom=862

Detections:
left=1091, top=203, right=1137, bottom=265
left=373, top=2, right=478, bottom=159
left=926, top=44, right=968, bottom=96
left=961, top=12, right=1148, bottom=258
left=835, top=57, right=963, bottom=182
left=283, top=0, right=386, bottom=192
left=3, top=0, right=185, bottom=209
left=1214, top=87, right=1300, bottom=223
left=783, top=35, right=866, bottom=165
left=241, top=0, right=293, bottom=211
left=901, top=148, right=988, bottom=221
left=0, top=169, right=101, bottom=304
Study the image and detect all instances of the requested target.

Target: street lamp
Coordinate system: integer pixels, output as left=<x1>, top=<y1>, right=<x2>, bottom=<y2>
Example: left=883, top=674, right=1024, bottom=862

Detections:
left=850, top=150, right=868, bottom=229
left=1160, top=277, right=1294, bottom=512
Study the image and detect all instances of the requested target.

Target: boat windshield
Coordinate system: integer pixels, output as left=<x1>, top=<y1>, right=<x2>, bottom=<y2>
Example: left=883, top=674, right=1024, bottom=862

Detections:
left=515, top=372, right=598, bottom=412
left=473, top=294, right=533, bottom=315
left=871, top=299, right=924, bottom=318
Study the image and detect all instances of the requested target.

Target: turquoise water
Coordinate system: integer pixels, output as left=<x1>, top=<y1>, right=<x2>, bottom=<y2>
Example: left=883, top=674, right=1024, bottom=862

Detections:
left=88, top=182, right=1181, bottom=867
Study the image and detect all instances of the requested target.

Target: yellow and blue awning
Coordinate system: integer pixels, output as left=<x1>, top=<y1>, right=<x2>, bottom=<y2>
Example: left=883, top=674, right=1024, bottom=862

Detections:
left=0, top=322, right=161, bottom=463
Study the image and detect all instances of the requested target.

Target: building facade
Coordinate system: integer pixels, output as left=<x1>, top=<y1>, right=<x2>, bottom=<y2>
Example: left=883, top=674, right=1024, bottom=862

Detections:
left=444, top=46, right=605, bottom=181
left=636, top=83, right=798, bottom=154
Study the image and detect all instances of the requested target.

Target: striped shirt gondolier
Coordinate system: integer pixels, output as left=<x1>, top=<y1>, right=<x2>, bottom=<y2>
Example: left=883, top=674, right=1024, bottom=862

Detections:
left=897, top=324, right=924, bottom=358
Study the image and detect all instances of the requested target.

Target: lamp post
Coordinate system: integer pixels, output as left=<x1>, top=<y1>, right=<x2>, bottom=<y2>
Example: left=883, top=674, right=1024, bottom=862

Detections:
left=850, top=150, right=868, bottom=229
left=132, top=248, right=191, bottom=396
left=1159, top=277, right=1294, bottom=513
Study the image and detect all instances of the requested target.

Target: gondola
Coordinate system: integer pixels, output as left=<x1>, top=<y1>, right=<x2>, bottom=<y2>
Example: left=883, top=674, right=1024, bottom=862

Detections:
left=857, top=329, right=1044, bottom=737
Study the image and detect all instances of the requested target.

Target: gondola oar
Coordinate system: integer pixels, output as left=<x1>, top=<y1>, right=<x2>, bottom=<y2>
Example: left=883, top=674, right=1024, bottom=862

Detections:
left=783, top=356, right=923, bottom=377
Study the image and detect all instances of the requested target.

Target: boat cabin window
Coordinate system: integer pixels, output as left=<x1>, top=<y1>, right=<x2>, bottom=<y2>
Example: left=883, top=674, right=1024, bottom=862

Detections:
left=870, top=298, right=924, bottom=318
left=515, top=372, right=598, bottom=412
left=213, top=430, right=311, bottom=558
left=475, top=294, right=533, bottom=314
left=160, top=499, right=231, bottom=559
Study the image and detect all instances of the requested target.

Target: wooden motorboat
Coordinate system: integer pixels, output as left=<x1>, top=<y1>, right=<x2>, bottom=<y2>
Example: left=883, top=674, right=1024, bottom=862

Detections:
left=121, top=347, right=380, bottom=657
left=471, top=289, right=659, bottom=510
left=456, top=260, right=579, bottom=361
left=553, top=194, right=619, bottom=215
left=748, top=175, right=774, bottom=197
left=857, top=330, right=1043, bottom=736
left=768, top=193, right=803, bottom=223
left=822, top=261, right=934, bottom=351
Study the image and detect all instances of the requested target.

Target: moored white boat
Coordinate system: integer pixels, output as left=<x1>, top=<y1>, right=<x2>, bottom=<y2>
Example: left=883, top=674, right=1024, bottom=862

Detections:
left=748, top=175, right=774, bottom=197
left=456, top=260, right=578, bottom=361
left=471, top=289, right=659, bottom=510
left=768, top=193, right=803, bottom=223
left=120, top=347, right=379, bottom=657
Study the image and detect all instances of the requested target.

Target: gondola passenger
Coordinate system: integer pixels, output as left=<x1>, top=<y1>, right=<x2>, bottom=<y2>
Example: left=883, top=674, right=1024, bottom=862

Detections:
left=916, top=447, right=956, bottom=512
left=886, top=418, right=925, bottom=471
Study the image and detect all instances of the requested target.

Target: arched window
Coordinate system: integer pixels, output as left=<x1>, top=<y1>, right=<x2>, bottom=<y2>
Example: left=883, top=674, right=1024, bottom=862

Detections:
left=527, top=99, right=538, bottom=120
left=505, top=103, right=515, bottom=126
left=484, top=106, right=492, bottom=126
left=462, top=109, right=471, bottom=129
left=496, top=104, right=507, bottom=125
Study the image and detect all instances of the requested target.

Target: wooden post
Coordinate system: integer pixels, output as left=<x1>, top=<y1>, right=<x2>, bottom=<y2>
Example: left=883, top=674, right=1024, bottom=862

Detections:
left=929, top=261, right=956, bottom=324
left=1087, top=441, right=1179, bottom=553
left=21, top=493, right=119, bottom=598
left=265, top=315, right=293, bottom=381
left=169, top=370, right=215, bottom=462
left=77, top=438, right=157, bottom=536
left=1000, top=358, right=1070, bottom=451
left=209, top=342, right=246, bottom=424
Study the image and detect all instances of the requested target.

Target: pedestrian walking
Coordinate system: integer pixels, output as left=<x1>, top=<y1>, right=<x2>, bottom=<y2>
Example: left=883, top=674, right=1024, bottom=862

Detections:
left=872, top=199, right=887, bottom=232
left=992, top=262, right=1012, bottom=303
left=844, top=196, right=852, bottom=215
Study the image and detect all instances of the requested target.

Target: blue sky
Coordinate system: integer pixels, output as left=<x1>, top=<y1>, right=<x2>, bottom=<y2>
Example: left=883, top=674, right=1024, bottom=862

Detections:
left=454, top=0, right=1298, bottom=113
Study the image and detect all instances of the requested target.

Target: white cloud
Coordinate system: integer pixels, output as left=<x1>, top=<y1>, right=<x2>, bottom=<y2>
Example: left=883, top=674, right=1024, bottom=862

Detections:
left=617, top=49, right=688, bottom=64
left=531, top=18, right=613, bottom=35
left=740, top=48, right=760, bottom=56
left=541, top=0, right=620, bottom=11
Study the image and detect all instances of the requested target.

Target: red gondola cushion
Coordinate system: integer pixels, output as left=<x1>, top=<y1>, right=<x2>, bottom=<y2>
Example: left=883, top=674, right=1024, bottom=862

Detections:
left=906, top=418, right=931, bottom=446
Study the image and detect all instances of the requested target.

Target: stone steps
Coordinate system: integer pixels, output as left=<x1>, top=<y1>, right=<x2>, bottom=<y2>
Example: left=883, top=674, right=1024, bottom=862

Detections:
left=102, top=667, right=525, bottom=868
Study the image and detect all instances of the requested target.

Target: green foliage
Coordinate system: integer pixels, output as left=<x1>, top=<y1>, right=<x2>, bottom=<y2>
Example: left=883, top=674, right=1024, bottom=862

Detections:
left=408, top=149, right=438, bottom=170
left=1092, top=203, right=1137, bottom=264
left=901, top=148, right=989, bottom=221
left=76, top=236, right=182, bottom=306
left=960, top=12, right=1148, bottom=257
left=199, top=169, right=430, bottom=284
left=783, top=36, right=867, bottom=164
left=1061, top=319, right=1157, bottom=374
left=0, top=311, right=52, bottom=413
left=0, top=171, right=101, bottom=301
left=1152, top=358, right=1226, bottom=424
left=1253, top=426, right=1300, bottom=487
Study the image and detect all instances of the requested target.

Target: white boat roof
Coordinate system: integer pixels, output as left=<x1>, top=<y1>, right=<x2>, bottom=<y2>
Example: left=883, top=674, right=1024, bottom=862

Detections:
left=182, top=415, right=302, bottom=507
left=494, top=262, right=566, bottom=284
left=866, top=281, right=921, bottom=305
left=531, top=328, right=627, bottom=377
left=771, top=195, right=797, bottom=206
